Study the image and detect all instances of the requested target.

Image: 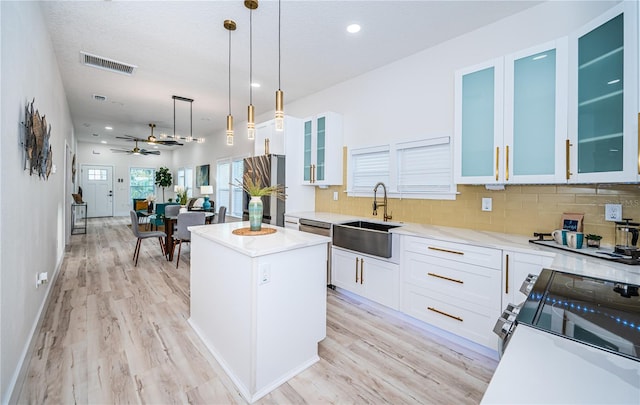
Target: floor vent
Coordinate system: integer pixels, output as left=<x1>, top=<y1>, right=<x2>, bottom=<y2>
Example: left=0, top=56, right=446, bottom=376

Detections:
left=80, top=51, right=137, bottom=75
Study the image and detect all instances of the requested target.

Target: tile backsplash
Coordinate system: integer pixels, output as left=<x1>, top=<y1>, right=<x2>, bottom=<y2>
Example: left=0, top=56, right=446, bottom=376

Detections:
left=315, top=177, right=640, bottom=248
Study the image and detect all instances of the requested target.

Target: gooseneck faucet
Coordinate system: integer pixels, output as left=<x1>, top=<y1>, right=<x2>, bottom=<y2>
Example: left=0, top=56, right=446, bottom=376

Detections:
left=372, top=182, right=392, bottom=222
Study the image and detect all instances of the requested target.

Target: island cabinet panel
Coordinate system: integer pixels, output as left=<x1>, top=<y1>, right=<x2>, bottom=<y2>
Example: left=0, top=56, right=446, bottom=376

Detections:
left=400, top=235, right=502, bottom=351
left=189, top=224, right=328, bottom=403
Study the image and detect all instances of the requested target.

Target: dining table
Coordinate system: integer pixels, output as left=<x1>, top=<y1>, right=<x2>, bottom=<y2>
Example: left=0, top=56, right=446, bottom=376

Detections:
left=163, top=212, right=214, bottom=261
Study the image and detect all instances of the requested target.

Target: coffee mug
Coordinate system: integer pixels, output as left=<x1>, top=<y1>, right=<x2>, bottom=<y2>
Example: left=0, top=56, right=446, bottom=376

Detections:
left=567, top=232, right=584, bottom=249
left=552, top=229, right=567, bottom=245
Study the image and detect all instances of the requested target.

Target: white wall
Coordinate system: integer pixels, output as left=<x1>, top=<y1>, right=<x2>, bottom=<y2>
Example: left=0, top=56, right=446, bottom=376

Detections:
left=1, top=2, right=75, bottom=402
left=76, top=142, right=175, bottom=215
left=281, top=1, right=619, bottom=148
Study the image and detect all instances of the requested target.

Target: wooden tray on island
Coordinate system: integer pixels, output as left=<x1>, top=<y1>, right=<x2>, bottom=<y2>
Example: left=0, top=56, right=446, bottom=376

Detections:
left=232, top=227, right=277, bottom=236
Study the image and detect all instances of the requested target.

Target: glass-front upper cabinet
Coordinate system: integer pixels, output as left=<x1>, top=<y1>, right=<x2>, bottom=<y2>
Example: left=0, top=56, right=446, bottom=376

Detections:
left=454, top=58, right=504, bottom=184
left=503, top=39, right=568, bottom=184
left=302, top=112, right=343, bottom=186
left=568, top=2, right=638, bottom=183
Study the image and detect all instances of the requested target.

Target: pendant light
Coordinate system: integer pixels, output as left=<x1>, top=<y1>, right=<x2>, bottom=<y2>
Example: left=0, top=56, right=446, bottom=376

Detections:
left=224, top=19, right=237, bottom=146
left=246, top=0, right=258, bottom=140
left=274, top=0, right=284, bottom=131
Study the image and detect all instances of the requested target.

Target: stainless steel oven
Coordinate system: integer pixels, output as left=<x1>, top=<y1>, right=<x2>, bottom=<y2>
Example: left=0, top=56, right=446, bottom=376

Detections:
left=495, top=269, right=640, bottom=361
left=297, top=218, right=333, bottom=287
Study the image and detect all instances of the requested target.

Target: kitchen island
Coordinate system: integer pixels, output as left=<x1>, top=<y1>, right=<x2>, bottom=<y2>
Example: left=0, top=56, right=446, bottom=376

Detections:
left=188, top=221, right=331, bottom=403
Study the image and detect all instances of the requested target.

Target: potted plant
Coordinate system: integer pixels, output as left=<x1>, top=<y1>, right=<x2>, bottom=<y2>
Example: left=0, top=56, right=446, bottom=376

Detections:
left=175, top=186, right=189, bottom=205
left=234, top=158, right=285, bottom=231
left=155, top=167, right=173, bottom=202
left=585, top=234, right=602, bottom=248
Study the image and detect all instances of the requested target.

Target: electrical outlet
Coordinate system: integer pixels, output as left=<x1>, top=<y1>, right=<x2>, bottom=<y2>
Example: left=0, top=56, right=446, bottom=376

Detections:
left=605, top=204, right=622, bottom=221
left=259, top=264, right=271, bottom=285
left=333, top=191, right=338, bottom=201
left=482, top=197, right=492, bottom=212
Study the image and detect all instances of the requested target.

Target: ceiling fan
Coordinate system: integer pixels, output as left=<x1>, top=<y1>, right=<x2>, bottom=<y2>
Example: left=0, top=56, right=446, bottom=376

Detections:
left=110, top=140, right=160, bottom=156
left=116, top=123, right=184, bottom=146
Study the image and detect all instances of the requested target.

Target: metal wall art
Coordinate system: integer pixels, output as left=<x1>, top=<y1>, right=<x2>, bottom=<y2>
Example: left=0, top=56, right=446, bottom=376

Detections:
left=22, top=99, right=53, bottom=180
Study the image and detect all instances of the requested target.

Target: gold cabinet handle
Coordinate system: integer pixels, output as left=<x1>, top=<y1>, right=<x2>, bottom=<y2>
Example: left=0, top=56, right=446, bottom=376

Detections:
left=505, top=254, right=509, bottom=294
left=428, top=246, right=464, bottom=256
left=495, top=146, right=500, bottom=181
left=428, top=272, right=463, bottom=284
left=360, top=258, right=364, bottom=284
left=311, top=164, right=316, bottom=183
left=565, top=139, right=573, bottom=180
left=428, top=307, right=463, bottom=322
left=505, top=145, right=509, bottom=182
left=355, top=257, right=359, bottom=283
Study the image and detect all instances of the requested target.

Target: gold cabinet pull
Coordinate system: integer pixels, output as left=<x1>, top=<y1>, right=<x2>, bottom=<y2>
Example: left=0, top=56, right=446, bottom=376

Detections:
left=360, top=258, right=364, bottom=284
left=355, top=257, right=359, bottom=283
left=311, top=164, right=316, bottom=183
left=428, top=307, right=463, bottom=322
left=505, top=145, right=509, bottom=182
left=565, top=139, right=573, bottom=180
left=264, top=138, right=270, bottom=155
left=495, top=146, right=500, bottom=181
left=505, top=254, right=509, bottom=294
left=427, top=272, right=463, bottom=284
left=428, top=246, right=464, bottom=256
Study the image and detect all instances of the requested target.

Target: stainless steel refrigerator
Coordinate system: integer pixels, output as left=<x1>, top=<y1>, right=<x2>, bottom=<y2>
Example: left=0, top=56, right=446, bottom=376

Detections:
left=242, top=154, right=286, bottom=227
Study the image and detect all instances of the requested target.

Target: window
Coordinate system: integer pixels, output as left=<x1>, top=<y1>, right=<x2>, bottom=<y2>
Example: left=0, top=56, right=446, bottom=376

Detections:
left=216, top=156, right=246, bottom=218
left=177, top=167, right=194, bottom=197
left=348, top=136, right=456, bottom=200
left=87, top=168, right=107, bottom=181
left=130, top=167, right=155, bottom=199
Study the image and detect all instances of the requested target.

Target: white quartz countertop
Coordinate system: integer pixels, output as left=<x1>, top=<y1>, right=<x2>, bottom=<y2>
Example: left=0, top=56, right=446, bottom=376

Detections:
left=481, top=325, right=640, bottom=404
left=189, top=221, right=331, bottom=257
left=286, top=211, right=640, bottom=284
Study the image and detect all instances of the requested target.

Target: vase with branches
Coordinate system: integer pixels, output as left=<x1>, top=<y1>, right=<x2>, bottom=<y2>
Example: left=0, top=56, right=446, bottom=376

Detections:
left=234, top=157, right=286, bottom=231
left=155, top=167, right=172, bottom=202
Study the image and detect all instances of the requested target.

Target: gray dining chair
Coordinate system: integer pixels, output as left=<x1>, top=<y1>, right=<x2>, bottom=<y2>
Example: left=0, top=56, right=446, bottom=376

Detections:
left=165, top=204, right=182, bottom=232
left=129, top=210, right=167, bottom=266
left=216, top=206, right=227, bottom=224
left=174, top=211, right=206, bottom=268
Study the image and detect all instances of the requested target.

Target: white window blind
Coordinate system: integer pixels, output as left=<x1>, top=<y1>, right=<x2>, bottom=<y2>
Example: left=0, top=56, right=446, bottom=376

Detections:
left=397, top=137, right=452, bottom=193
left=350, top=146, right=390, bottom=192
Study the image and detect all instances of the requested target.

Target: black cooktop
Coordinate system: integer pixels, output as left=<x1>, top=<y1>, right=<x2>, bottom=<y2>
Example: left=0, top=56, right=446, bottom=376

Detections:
left=517, top=269, right=640, bottom=361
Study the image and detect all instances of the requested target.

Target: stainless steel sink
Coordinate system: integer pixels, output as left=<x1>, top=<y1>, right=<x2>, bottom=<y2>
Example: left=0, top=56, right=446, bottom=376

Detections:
left=332, top=221, right=401, bottom=258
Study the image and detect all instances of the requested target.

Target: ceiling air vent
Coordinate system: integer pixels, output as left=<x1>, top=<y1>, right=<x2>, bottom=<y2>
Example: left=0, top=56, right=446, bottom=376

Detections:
left=92, top=94, right=107, bottom=102
left=80, top=51, right=137, bottom=76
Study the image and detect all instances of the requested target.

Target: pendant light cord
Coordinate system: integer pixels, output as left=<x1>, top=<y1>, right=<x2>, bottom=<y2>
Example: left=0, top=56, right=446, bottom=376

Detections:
left=278, top=0, right=281, bottom=90
left=173, top=97, right=176, bottom=137
left=228, top=27, right=232, bottom=115
left=250, top=9, right=253, bottom=105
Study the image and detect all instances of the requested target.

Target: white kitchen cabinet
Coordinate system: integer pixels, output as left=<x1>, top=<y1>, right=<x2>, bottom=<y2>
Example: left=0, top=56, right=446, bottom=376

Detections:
left=401, top=235, right=502, bottom=350
left=254, top=116, right=301, bottom=156
left=283, top=214, right=299, bottom=230
left=501, top=250, right=554, bottom=310
left=302, top=112, right=343, bottom=186
left=455, top=40, right=567, bottom=185
left=567, top=2, right=638, bottom=183
left=332, top=246, right=399, bottom=310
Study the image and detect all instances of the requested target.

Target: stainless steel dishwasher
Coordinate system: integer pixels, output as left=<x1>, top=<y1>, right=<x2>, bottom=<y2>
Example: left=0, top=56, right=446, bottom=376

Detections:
left=298, top=218, right=334, bottom=288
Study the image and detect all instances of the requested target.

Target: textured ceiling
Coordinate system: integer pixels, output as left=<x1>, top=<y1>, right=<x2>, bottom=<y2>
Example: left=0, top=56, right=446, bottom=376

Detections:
left=39, top=0, right=541, bottom=148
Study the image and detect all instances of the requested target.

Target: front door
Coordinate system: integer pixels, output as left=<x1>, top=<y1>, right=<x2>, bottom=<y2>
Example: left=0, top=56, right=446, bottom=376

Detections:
left=81, top=164, right=113, bottom=217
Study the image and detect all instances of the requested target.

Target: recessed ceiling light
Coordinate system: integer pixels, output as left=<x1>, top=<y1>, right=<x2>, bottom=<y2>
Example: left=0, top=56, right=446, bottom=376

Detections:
left=105, top=126, right=113, bottom=130
left=100, top=140, right=107, bottom=144
left=347, top=24, right=361, bottom=34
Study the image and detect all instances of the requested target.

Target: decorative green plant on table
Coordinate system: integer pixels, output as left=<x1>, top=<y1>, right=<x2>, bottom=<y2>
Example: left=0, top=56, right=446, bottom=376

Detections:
left=175, top=186, right=189, bottom=205
left=155, top=167, right=172, bottom=202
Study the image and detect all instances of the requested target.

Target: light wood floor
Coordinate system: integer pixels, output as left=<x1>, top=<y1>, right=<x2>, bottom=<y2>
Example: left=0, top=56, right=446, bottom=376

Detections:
left=16, top=216, right=497, bottom=404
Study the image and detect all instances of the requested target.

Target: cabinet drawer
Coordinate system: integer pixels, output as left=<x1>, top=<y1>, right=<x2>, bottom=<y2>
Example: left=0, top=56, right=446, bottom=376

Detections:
left=404, top=251, right=501, bottom=311
left=403, top=236, right=502, bottom=269
left=402, top=284, right=499, bottom=350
